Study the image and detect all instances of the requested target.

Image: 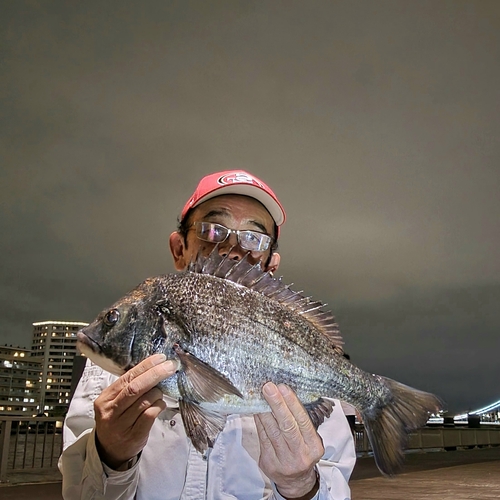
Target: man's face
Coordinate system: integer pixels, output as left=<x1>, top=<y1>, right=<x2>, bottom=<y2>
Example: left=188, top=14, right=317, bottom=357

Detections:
left=169, top=194, right=280, bottom=272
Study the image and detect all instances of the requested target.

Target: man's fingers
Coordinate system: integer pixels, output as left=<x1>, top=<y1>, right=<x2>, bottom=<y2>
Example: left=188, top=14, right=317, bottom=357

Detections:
left=118, top=359, right=176, bottom=404
left=98, top=355, right=177, bottom=415
left=271, top=385, right=326, bottom=464
left=262, top=383, right=302, bottom=441
left=117, top=387, right=165, bottom=429
left=276, top=384, right=317, bottom=438
left=254, top=414, right=277, bottom=458
left=117, top=354, right=171, bottom=388
left=130, top=398, right=167, bottom=436
left=109, top=354, right=178, bottom=396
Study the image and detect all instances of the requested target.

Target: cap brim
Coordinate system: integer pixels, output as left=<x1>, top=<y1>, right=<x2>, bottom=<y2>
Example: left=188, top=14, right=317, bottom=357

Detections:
left=193, top=184, right=285, bottom=226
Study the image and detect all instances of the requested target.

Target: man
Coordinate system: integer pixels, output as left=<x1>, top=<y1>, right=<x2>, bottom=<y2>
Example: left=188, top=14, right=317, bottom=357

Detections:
left=59, top=170, right=356, bottom=499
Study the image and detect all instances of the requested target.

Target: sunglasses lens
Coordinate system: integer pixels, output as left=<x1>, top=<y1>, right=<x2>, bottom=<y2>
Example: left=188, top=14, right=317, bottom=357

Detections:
left=196, top=222, right=228, bottom=243
left=194, top=222, right=271, bottom=251
left=238, top=231, right=270, bottom=251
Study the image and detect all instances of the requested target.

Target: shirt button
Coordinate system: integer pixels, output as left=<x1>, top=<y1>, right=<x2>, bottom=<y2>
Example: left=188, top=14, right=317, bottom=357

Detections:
left=169, top=419, right=176, bottom=427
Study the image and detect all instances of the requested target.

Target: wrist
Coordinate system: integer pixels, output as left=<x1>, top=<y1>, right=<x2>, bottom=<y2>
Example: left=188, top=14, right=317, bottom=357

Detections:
left=112, top=453, right=140, bottom=471
left=277, top=468, right=320, bottom=500
left=95, top=433, right=139, bottom=471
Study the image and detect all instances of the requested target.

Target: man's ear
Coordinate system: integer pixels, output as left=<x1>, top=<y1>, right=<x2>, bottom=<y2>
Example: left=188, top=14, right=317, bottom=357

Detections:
left=169, top=232, right=188, bottom=271
left=264, top=252, right=280, bottom=274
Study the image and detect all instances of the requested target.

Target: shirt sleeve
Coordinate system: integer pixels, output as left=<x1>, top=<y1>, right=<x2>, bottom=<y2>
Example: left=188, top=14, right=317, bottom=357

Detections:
left=58, top=360, right=140, bottom=500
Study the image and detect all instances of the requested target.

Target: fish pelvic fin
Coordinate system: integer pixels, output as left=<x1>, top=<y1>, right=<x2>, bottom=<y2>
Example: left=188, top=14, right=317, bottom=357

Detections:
left=304, top=398, right=335, bottom=429
left=362, top=377, right=444, bottom=477
left=179, top=399, right=227, bottom=454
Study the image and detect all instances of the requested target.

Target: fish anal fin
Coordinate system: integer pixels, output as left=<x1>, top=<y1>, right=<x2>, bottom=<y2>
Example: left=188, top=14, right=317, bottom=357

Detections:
left=174, top=344, right=243, bottom=402
left=179, top=398, right=227, bottom=453
left=304, top=398, right=335, bottom=429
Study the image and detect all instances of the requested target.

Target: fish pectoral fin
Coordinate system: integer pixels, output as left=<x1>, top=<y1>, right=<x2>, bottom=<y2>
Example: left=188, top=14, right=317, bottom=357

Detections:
left=179, top=398, right=226, bottom=453
left=304, top=398, right=335, bottom=429
left=174, top=344, right=243, bottom=402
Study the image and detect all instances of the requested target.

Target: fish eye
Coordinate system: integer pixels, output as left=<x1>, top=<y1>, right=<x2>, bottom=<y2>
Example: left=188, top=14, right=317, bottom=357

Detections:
left=103, top=309, right=120, bottom=327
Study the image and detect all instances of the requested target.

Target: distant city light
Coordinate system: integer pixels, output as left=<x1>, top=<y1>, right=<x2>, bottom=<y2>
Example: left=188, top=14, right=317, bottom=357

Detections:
left=32, top=321, right=89, bottom=327
left=454, top=398, right=500, bottom=420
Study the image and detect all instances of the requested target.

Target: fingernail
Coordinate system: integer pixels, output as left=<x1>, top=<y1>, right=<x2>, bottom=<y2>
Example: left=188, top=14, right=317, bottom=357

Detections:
left=278, top=384, right=289, bottom=396
left=263, top=382, right=277, bottom=396
left=163, top=360, right=178, bottom=371
left=153, top=353, right=166, bottom=362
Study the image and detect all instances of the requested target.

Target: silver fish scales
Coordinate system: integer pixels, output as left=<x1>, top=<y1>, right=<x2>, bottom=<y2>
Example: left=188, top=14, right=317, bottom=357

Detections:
left=77, top=248, right=443, bottom=476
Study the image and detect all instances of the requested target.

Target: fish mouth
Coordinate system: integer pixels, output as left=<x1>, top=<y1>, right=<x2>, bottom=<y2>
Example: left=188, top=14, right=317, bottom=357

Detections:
left=76, top=331, right=102, bottom=354
left=76, top=332, right=126, bottom=377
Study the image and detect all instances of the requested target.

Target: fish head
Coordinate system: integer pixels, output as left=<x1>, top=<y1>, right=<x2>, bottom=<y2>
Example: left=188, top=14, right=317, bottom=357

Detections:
left=77, top=276, right=185, bottom=376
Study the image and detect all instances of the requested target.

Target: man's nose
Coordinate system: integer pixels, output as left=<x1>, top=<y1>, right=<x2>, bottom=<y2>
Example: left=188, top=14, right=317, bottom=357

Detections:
left=218, top=234, right=245, bottom=260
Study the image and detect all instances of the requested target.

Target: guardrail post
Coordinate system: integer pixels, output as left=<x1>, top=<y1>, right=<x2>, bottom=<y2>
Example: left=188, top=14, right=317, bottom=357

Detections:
left=0, top=420, right=12, bottom=482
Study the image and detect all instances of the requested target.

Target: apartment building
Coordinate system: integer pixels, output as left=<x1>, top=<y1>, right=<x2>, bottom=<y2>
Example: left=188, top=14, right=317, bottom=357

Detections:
left=0, top=345, right=42, bottom=416
left=31, top=321, right=88, bottom=416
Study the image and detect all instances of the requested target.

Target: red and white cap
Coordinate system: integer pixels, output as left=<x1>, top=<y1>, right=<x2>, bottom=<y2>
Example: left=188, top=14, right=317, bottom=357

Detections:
left=181, top=170, right=286, bottom=227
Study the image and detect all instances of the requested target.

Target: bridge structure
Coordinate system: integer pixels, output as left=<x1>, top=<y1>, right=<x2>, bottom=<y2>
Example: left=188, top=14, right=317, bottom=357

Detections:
left=454, top=398, right=500, bottom=424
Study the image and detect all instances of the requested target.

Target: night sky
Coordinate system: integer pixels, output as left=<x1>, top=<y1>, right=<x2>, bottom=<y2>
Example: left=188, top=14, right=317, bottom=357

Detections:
left=2, top=1, right=499, bottom=415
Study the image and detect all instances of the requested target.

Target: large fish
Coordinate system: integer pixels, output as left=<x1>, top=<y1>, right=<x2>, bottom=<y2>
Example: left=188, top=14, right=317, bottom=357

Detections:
left=77, top=249, right=442, bottom=476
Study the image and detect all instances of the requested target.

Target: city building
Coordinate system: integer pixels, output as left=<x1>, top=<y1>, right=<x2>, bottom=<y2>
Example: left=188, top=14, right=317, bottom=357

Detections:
left=31, top=320, right=88, bottom=416
left=0, top=345, right=42, bottom=416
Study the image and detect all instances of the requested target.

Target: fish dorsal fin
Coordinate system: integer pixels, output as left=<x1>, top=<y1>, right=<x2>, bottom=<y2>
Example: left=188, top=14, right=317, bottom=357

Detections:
left=188, top=248, right=343, bottom=348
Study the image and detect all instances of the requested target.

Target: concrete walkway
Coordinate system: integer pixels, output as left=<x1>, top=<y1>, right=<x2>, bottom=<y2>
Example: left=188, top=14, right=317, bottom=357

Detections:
left=0, top=481, right=62, bottom=500
left=350, top=447, right=500, bottom=499
left=0, top=447, right=499, bottom=499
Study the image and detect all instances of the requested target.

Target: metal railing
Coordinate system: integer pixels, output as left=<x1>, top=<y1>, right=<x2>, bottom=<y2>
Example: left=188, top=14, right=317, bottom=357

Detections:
left=355, top=423, right=500, bottom=455
left=0, top=416, right=64, bottom=482
left=1, top=417, right=500, bottom=484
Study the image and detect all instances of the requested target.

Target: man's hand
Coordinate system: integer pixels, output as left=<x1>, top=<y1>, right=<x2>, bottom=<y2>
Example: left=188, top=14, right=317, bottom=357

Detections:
left=255, top=383, right=324, bottom=499
left=94, top=354, right=177, bottom=470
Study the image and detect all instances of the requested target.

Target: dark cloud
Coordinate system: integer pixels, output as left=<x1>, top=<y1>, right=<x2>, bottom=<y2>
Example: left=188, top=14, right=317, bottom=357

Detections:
left=1, top=0, right=499, bottom=415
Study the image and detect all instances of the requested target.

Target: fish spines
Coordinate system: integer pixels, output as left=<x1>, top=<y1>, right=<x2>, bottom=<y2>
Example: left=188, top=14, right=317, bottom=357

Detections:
left=361, top=376, right=444, bottom=476
left=187, top=250, right=343, bottom=349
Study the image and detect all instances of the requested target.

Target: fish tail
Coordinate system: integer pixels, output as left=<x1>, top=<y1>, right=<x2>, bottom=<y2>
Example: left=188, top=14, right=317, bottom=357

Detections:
left=361, top=376, right=443, bottom=476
